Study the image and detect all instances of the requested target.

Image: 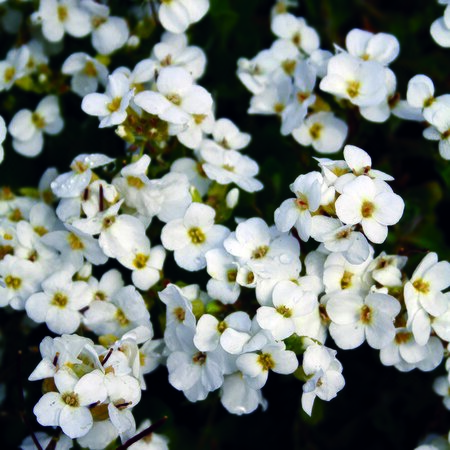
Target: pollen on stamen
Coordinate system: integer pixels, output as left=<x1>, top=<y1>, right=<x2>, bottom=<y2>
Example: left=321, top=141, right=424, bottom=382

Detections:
left=361, top=200, right=375, bottom=218
left=257, top=352, right=275, bottom=371
left=360, top=304, right=372, bottom=324
left=346, top=80, right=361, bottom=99
left=188, top=227, right=206, bottom=244
left=412, top=278, right=430, bottom=294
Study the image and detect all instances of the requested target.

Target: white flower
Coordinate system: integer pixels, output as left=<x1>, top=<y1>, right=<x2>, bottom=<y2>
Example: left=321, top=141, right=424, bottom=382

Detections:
left=201, top=144, right=263, bottom=192
left=81, top=0, right=129, bottom=55
left=28, top=334, right=96, bottom=381
left=9, top=96, right=64, bottom=157
left=423, top=104, right=450, bottom=160
left=83, top=285, right=151, bottom=337
left=82, top=71, right=134, bottom=128
left=152, top=31, right=206, bottom=79
left=320, top=53, right=387, bottom=107
left=205, top=248, right=240, bottom=304
left=256, top=280, right=317, bottom=340
left=334, top=145, right=394, bottom=193
left=323, top=251, right=372, bottom=295
left=271, top=13, right=320, bottom=54
left=159, top=283, right=196, bottom=351
left=345, top=29, right=400, bottom=66
left=274, top=171, right=324, bottom=241
left=220, top=372, right=267, bottom=415
left=51, top=153, right=114, bottom=198
left=310, top=216, right=371, bottom=265
left=34, top=0, right=92, bottom=43
left=42, top=224, right=108, bottom=267
left=380, top=328, right=444, bottom=372
left=20, top=432, right=72, bottom=450
left=0, top=254, right=41, bottom=309
left=366, top=252, right=407, bottom=288
left=62, top=52, right=108, bottom=97
left=194, top=311, right=252, bottom=353
left=292, top=111, right=348, bottom=154
left=335, top=175, right=404, bottom=244
left=433, top=376, right=450, bottom=410
left=431, top=11, right=450, bottom=48
left=158, top=0, right=209, bottom=34
left=404, top=252, right=450, bottom=346
left=170, top=157, right=211, bottom=197
left=117, top=241, right=165, bottom=291
left=161, top=202, right=229, bottom=271
left=0, top=45, right=29, bottom=91
left=236, top=341, right=298, bottom=389
left=25, top=269, right=91, bottom=334
left=33, top=368, right=107, bottom=439
left=248, top=74, right=292, bottom=115
left=406, top=74, right=435, bottom=111
left=301, top=344, right=345, bottom=416
left=326, top=291, right=400, bottom=349
left=280, top=61, right=317, bottom=136
left=72, top=202, right=148, bottom=260
left=134, top=66, right=212, bottom=125
left=167, top=328, right=224, bottom=402
left=210, top=118, right=251, bottom=151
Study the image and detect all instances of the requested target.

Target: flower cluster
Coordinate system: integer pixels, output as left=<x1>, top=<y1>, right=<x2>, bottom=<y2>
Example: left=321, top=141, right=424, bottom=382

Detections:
left=0, top=0, right=449, bottom=449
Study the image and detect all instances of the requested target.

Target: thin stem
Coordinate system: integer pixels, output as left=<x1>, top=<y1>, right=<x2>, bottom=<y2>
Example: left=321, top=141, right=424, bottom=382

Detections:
left=116, top=416, right=168, bottom=450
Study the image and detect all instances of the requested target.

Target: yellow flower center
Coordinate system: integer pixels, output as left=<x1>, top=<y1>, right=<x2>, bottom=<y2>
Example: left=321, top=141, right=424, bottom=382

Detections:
left=133, top=253, right=149, bottom=269
left=5, top=275, right=21, bottom=290
left=257, top=352, right=275, bottom=371
left=346, top=80, right=361, bottom=99
left=188, top=227, right=206, bottom=244
left=61, top=392, right=80, bottom=408
left=51, top=292, right=68, bottom=308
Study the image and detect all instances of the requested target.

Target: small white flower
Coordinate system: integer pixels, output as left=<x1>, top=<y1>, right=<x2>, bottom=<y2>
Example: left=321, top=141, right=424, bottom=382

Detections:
left=201, top=145, right=263, bottom=193
left=320, top=53, right=387, bottom=107
left=62, top=52, right=108, bottom=97
left=274, top=171, right=324, bottom=241
left=35, top=0, right=92, bottom=43
left=81, top=0, right=129, bottom=55
left=51, top=153, right=114, bottom=198
left=152, top=31, right=206, bottom=79
left=380, top=328, right=444, bottom=372
left=158, top=0, right=209, bottom=34
left=271, top=13, right=320, bottom=54
left=82, top=71, right=134, bottom=128
left=25, top=269, right=91, bottom=334
left=301, top=344, right=345, bottom=416
left=345, top=29, right=400, bottom=66
left=134, top=66, right=212, bottom=126
left=161, top=202, right=229, bottom=271
left=335, top=175, right=404, bottom=244
left=327, top=291, right=400, bottom=350
left=0, top=45, right=29, bottom=91
left=236, top=341, right=298, bottom=389
left=256, top=280, right=317, bottom=340
left=292, top=111, right=348, bottom=154
left=220, top=372, right=267, bottom=416
left=33, top=368, right=107, bottom=439
left=9, top=96, right=64, bottom=157
left=404, top=252, right=450, bottom=346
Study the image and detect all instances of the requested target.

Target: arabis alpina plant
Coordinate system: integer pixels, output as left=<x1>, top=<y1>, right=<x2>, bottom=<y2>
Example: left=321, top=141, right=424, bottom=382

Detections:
left=2, top=1, right=450, bottom=449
